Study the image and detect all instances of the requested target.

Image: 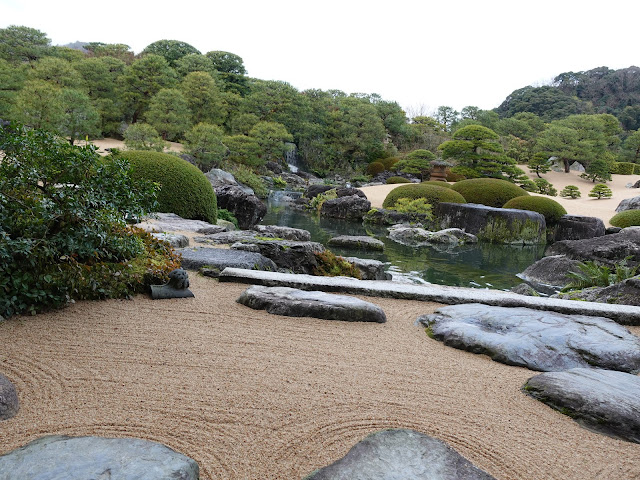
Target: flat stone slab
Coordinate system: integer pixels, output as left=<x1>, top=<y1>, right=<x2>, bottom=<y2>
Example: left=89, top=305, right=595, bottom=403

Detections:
left=0, top=435, right=199, bottom=479
left=388, top=226, right=477, bottom=247
left=218, top=268, right=640, bottom=325
left=253, top=224, right=311, bottom=241
left=136, top=212, right=217, bottom=232
left=237, top=285, right=386, bottom=323
left=328, top=235, right=385, bottom=251
left=0, top=373, right=18, bottom=420
left=524, top=368, right=640, bottom=443
left=193, top=230, right=273, bottom=245
left=150, top=232, right=189, bottom=248
left=417, top=304, right=640, bottom=372
left=177, top=247, right=277, bottom=272
left=304, top=429, right=496, bottom=480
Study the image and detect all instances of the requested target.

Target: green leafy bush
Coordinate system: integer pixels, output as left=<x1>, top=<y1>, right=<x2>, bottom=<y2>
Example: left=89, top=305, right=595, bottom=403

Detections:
left=448, top=166, right=482, bottom=180
left=0, top=124, right=173, bottom=318
left=382, top=184, right=466, bottom=209
left=123, top=123, right=165, bottom=152
left=312, top=250, right=361, bottom=279
left=231, top=164, right=268, bottom=198
left=217, top=208, right=239, bottom=228
left=420, top=180, right=452, bottom=188
left=379, top=157, right=400, bottom=170
left=117, top=150, right=218, bottom=223
left=367, top=161, right=385, bottom=175
left=386, top=176, right=411, bottom=184
left=561, top=257, right=639, bottom=292
left=613, top=162, right=636, bottom=175
left=560, top=185, right=581, bottom=199
left=503, top=196, right=567, bottom=224
left=533, top=178, right=557, bottom=196
left=272, top=176, right=287, bottom=189
left=610, top=209, right=640, bottom=228
left=389, top=198, right=433, bottom=218
left=310, top=188, right=337, bottom=213
left=450, top=178, right=529, bottom=208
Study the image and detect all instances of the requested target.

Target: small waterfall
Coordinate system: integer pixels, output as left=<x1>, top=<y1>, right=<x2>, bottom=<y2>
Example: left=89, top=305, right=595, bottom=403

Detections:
left=285, top=142, right=300, bottom=173
left=268, top=189, right=303, bottom=203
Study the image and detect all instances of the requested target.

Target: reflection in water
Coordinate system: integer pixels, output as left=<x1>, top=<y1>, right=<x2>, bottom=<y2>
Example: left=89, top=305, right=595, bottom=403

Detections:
left=262, top=196, right=546, bottom=290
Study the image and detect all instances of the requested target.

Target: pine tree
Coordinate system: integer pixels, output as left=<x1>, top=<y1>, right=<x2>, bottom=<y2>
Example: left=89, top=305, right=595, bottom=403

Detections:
left=588, top=184, right=612, bottom=199
left=581, top=158, right=612, bottom=183
left=560, top=185, right=581, bottom=199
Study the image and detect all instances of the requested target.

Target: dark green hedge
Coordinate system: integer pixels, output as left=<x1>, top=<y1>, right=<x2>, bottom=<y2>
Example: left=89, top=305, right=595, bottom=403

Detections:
left=451, top=178, right=529, bottom=208
left=610, top=209, right=640, bottom=228
left=386, top=176, right=411, bottom=184
left=420, top=180, right=452, bottom=188
left=503, top=195, right=567, bottom=224
left=118, top=150, right=217, bottom=223
left=382, top=184, right=466, bottom=209
left=613, top=162, right=636, bottom=175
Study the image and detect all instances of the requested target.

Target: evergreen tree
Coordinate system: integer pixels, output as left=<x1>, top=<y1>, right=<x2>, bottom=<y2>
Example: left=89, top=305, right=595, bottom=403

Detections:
left=580, top=158, right=612, bottom=183
left=560, top=185, right=581, bottom=199
left=588, top=184, right=612, bottom=199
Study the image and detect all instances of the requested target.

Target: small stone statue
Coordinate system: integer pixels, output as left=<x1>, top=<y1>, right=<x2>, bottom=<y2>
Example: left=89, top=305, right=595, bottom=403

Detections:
left=150, top=268, right=195, bottom=300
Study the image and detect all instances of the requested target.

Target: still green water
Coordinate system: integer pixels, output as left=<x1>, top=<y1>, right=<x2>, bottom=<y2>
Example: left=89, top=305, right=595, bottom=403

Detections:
left=262, top=198, right=546, bottom=291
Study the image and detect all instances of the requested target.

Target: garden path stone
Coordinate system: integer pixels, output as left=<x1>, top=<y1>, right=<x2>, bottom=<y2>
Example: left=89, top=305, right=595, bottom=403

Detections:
left=0, top=435, right=199, bottom=480
left=524, top=368, right=640, bottom=443
left=417, top=303, right=640, bottom=372
left=304, top=429, right=496, bottom=480
left=237, top=285, right=386, bottom=323
left=177, top=247, right=277, bottom=273
left=328, top=235, right=385, bottom=251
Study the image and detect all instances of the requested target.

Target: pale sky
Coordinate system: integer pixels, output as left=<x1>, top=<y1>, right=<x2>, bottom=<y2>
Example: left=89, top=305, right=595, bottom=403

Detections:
left=2, top=0, right=638, bottom=115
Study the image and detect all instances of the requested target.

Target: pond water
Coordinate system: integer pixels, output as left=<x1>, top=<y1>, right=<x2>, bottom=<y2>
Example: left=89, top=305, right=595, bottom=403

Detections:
left=262, top=195, right=547, bottom=291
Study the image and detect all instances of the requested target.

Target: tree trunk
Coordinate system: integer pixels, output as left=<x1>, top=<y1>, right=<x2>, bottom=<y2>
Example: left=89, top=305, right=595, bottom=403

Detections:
left=563, top=158, right=570, bottom=173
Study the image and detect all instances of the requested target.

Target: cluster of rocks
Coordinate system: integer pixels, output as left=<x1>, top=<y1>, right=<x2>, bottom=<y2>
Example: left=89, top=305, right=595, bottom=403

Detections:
left=294, top=185, right=372, bottom=220
left=418, top=303, right=640, bottom=444
left=388, top=225, right=477, bottom=248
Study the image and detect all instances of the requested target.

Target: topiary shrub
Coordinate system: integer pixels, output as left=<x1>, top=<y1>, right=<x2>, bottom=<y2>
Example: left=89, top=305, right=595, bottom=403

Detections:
left=420, top=180, right=452, bottom=188
left=117, top=150, right=218, bottom=223
left=614, top=162, right=636, bottom=175
left=450, top=178, right=529, bottom=208
left=610, top=209, right=640, bottom=228
left=560, top=185, right=581, bottom=199
left=389, top=198, right=433, bottom=218
left=379, top=156, right=400, bottom=170
left=367, top=161, right=385, bottom=175
left=382, top=184, right=466, bottom=209
left=634, top=164, right=640, bottom=175
left=386, top=176, right=411, bottom=184
left=503, top=196, right=567, bottom=225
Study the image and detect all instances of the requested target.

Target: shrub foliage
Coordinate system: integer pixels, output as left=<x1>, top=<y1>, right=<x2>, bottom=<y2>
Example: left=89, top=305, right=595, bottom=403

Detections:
left=610, top=209, right=640, bottom=228
left=450, top=178, right=529, bottom=208
left=503, top=195, right=567, bottom=224
left=386, top=176, right=411, bottom=184
left=382, top=184, right=466, bottom=209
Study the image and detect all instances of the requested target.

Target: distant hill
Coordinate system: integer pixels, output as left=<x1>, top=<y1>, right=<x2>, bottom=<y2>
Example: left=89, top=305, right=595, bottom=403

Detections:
left=62, top=41, right=89, bottom=52
left=495, top=66, right=640, bottom=129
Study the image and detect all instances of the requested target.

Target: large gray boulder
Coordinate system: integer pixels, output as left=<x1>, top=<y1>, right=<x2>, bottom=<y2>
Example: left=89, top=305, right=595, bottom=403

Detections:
left=552, top=215, right=605, bottom=242
left=615, top=195, right=640, bottom=212
left=321, top=195, right=371, bottom=220
left=434, top=203, right=546, bottom=244
left=232, top=239, right=325, bottom=274
left=417, top=303, right=640, bottom=372
left=546, top=226, right=640, bottom=267
left=0, top=373, right=18, bottom=421
left=524, top=368, right=640, bottom=443
left=177, top=247, right=277, bottom=272
left=305, top=184, right=335, bottom=199
left=363, top=208, right=433, bottom=226
left=215, top=185, right=266, bottom=229
left=237, top=285, right=386, bottom=323
left=328, top=235, right=385, bottom=251
left=304, top=429, right=496, bottom=480
left=388, top=226, right=477, bottom=247
left=344, top=257, right=391, bottom=281
left=0, top=435, right=199, bottom=480
left=150, top=232, right=189, bottom=248
left=253, top=224, right=311, bottom=241
left=516, top=255, right=583, bottom=295
left=554, top=275, right=640, bottom=306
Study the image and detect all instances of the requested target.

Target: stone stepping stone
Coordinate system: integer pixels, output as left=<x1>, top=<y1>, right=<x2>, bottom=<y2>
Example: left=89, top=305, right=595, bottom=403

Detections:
left=0, top=373, right=18, bottom=421
left=524, top=368, right=640, bottom=443
left=237, top=285, right=386, bottom=323
left=150, top=232, right=189, bottom=248
left=417, top=303, right=640, bottom=372
left=328, top=235, right=384, bottom=251
left=177, top=247, right=277, bottom=274
left=0, top=435, right=199, bottom=479
left=304, top=429, right=496, bottom=479
left=253, top=224, right=311, bottom=241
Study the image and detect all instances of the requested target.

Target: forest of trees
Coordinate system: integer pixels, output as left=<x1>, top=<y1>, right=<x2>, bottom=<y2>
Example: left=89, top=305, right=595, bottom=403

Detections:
left=2, top=24, right=640, bottom=181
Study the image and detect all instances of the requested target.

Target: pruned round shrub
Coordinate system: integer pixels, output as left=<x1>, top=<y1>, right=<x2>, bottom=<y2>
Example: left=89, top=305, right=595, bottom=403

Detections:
left=367, top=161, right=385, bottom=175
left=420, top=180, right=452, bottom=188
left=450, top=178, right=529, bottom=208
left=386, top=176, right=411, bottom=184
left=503, top=196, right=567, bottom=224
left=382, top=184, right=466, bottom=209
left=610, top=209, right=640, bottom=228
left=379, top=156, right=399, bottom=170
left=118, top=150, right=218, bottom=223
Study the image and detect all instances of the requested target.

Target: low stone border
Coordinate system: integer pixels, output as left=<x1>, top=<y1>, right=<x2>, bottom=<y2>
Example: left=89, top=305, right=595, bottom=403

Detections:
left=218, top=268, right=640, bottom=325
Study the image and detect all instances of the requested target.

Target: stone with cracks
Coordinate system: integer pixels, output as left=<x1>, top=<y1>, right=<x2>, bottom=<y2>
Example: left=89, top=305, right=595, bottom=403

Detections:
left=552, top=215, right=605, bottom=242
left=435, top=203, right=546, bottom=245
left=0, top=373, right=18, bottom=421
left=524, top=368, right=640, bottom=443
left=253, top=224, right=311, bottom=241
left=321, top=195, right=371, bottom=220
left=516, top=255, right=583, bottom=295
left=546, top=226, right=640, bottom=267
left=215, top=185, right=266, bottom=230
left=177, top=247, right=277, bottom=272
left=304, top=429, right=496, bottom=480
left=231, top=240, right=325, bottom=274
left=327, top=235, right=385, bottom=251
left=0, top=435, right=199, bottom=479
left=237, top=285, right=386, bottom=323
left=417, top=303, right=640, bottom=372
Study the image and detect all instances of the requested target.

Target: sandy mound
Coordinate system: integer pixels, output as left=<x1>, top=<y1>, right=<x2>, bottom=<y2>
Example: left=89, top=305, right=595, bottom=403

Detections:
left=1, top=276, right=639, bottom=479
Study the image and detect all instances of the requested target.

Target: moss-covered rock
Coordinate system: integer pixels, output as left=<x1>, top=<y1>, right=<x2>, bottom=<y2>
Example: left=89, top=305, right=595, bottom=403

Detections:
left=451, top=178, right=529, bottom=208
left=382, top=184, right=465, bottom=209
left=503, top=196, right=567, bottom=225
left=119, top=150, right=217, bottom=223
